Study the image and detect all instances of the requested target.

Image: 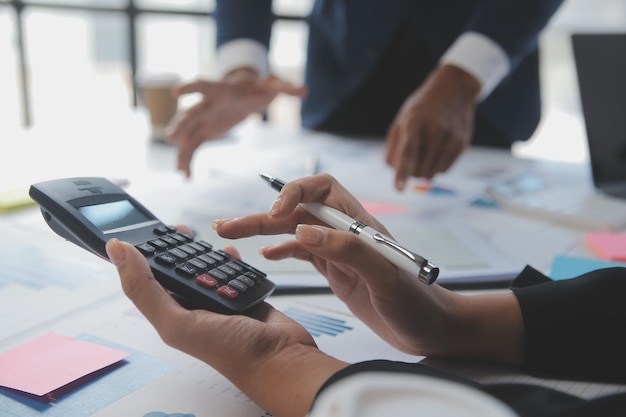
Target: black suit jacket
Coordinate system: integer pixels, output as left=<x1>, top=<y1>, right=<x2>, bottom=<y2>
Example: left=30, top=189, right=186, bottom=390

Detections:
left=216, top=0, right=563, bottom=145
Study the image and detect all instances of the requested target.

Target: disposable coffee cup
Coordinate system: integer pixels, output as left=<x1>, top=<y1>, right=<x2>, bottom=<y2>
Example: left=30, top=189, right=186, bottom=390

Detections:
left=137, top=73, right=180, bottom=142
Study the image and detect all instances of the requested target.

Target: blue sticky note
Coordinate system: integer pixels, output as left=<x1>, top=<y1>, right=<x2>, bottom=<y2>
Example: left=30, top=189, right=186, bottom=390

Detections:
left=549, top=255, right=626, bottom=281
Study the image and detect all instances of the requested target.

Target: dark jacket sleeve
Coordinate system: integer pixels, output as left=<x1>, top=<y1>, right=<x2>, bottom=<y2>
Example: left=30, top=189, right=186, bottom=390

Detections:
left=215, top=0, right=274, bottom=48
left=512, top=265, right=626, bottom=381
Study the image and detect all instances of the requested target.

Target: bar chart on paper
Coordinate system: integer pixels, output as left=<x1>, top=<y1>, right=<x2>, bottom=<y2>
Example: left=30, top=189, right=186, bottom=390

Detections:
left=283, top=307, right=353, bottom=337
left=271, top=297, right=422, bottom=364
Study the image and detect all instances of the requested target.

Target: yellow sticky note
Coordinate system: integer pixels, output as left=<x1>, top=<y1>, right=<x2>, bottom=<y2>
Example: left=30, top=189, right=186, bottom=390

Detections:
left=0, top=188, right=35, bottom=212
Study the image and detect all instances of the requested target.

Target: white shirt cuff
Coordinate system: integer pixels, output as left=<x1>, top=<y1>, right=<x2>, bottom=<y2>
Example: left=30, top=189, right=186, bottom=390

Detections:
left=308, top=372, right=515, bottom=417
left=216, top=39, right=270, bottom=78
left=439, top=32, right=510, bottom=101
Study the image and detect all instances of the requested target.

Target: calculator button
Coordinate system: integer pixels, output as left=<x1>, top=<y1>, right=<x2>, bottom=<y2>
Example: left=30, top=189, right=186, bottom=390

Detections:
left=237, top=275, right=255, bottom=287
left=238, top=261, right=265, bottom=278
left=179, top=245, right=197, bottom=255
left=225, top=261, right=243, bottom=272
left=244, top=271, right=263, bottom=283
left=196, top=240, right=213, bottom=251
left=206, top=252, right=226, bottom=263
left=160, top=235, right=178, bottom=246
left=208, top=268, right=228, bottom=281
left=188, top=258, right=208, bottom=270
left=217, top=285, right=238, bottom=299
left=228, top=279, right=248, bottom=292
left=196, top=274, right=218, bottom=288
left=176, top=264, right=196, bottom=277
left=197, top=254, right=218, bottom=266
left=179, top=232, right=194, bottom=241
left=214, top=249, right=231, bottom=260
left=187, top=242, right=206, bottom=252
left=155, top=253, right=177, bottom=266
left=153, top=225, right=171, bottom=235
left=149, top=239, right=169, bottom=250
left=169, top=233, right=188, bottom=243
left=217, top=265, right=236, bottom=277
left=136, top=243, right=156, bottom=255
left=168, top=248, right=188, bottom=260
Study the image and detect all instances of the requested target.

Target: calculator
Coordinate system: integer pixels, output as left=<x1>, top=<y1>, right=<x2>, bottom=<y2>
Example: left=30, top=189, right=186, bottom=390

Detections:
left=29, top=177, right=275, bottom=314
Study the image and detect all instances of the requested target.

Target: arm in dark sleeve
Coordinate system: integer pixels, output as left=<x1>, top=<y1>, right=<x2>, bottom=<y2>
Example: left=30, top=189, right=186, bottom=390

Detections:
left=512, top=266, right=626, bottom=381
left=215, top=0, right=274, bottom=48
left=469, top=0, right=564, bottom=68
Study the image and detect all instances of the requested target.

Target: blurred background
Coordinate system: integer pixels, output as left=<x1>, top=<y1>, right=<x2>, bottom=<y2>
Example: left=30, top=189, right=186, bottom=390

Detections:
left=0, top=0, right=625, bottom=163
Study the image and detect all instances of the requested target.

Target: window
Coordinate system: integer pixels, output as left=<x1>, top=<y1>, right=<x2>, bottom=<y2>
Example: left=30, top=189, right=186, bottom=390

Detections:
left=1, top=0, right=311, bottom=128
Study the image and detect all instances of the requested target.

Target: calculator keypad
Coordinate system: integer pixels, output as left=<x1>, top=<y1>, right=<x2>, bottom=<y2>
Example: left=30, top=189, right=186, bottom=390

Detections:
left=135, top=226, right=270, bottom=309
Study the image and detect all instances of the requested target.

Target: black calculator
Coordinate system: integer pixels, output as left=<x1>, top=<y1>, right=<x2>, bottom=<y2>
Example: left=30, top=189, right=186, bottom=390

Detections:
left=29, top=177, right=275, bottom=314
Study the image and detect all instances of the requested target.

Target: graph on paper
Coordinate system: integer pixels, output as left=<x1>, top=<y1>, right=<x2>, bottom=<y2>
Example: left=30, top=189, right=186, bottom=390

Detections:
left=283, top=307, right=353, bottom=337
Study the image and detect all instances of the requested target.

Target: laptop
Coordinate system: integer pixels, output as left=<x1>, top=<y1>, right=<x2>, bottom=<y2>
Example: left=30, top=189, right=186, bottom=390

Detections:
left=486, top=34, right=626, bottom=230
left=572, top=33, right=626, bottom=198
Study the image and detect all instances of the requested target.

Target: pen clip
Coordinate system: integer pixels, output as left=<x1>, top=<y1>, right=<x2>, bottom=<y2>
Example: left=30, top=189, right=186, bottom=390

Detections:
left=372, top=233, right=439, bottom=284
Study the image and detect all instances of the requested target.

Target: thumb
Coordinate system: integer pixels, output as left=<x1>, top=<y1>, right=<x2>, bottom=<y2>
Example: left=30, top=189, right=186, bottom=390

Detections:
left=258, top=77, right=308, bottom=97
left=172, top=80, right=211, bottom=97
left=106, top=239, right=186, bottom=326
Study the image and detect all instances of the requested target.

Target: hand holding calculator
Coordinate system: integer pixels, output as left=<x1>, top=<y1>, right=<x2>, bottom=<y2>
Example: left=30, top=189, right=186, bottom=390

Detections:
left=29, top=177, right=275, bottom=314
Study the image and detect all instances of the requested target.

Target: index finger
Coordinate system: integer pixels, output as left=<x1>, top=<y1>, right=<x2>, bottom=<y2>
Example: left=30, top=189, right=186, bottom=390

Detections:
left=274, top=174, right=377, bottom=226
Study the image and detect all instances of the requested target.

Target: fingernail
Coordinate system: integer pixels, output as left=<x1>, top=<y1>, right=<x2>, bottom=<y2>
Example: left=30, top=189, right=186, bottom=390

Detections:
left=258, top=246, right=273, bottom=255
left=396, top=178, right=406, bottom=191
left=295, top=224, right=327, bottom=246
left=269, top=197, right=282, bottom=217
left=212, top=219, right=232, bottom=230
left=106, top=238, right=124, bottom=265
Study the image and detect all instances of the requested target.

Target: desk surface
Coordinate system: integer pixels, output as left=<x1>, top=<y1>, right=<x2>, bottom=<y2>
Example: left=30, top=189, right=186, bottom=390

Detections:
left=1, top=115, right=623, bottom=416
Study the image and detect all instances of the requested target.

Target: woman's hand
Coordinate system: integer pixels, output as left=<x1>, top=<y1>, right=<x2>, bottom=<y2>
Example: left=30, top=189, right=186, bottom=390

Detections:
left=106, top=236, right=346, bottom=417
left=214, top=174, right=525, bottom=364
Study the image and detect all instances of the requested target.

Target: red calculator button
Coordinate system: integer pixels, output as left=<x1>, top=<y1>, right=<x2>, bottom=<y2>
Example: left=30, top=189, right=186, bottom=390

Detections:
left=196, top=274, right=217, bottom=289
left=217, top=285, right=238, bottom=299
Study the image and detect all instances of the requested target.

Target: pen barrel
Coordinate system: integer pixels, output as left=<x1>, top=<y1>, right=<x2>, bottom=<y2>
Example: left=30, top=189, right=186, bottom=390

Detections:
left=300, top=202, right=437, bottom=284
left=359, top=227, right=429, bottom=278
left=300, top=202, right=355, bottom=230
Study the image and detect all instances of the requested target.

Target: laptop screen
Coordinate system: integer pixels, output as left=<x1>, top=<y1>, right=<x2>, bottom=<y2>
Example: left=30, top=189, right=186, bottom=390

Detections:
left=572, top=33, right=626, bottom=198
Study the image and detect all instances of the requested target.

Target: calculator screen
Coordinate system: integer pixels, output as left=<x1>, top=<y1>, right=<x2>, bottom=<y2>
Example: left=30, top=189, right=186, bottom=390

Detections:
left=78, top=200, right=153, bottom=233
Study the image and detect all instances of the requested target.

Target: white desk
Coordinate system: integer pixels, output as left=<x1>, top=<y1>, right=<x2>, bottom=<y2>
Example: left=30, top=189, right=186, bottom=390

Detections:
left=0, top=116, right=622, bottom=416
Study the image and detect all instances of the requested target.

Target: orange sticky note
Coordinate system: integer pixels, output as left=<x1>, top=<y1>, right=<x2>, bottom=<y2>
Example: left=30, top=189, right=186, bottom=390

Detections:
left=585, top=232, right=626, bottom=262
left=0, top=332, right=129, bottom=397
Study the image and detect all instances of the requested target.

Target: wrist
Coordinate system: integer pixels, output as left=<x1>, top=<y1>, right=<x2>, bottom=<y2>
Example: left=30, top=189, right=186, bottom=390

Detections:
left=432, top=64, right=481, bottom=104
left=222, top=67, right=261, bottom=84
left=251, top=344, right=348, bottom=417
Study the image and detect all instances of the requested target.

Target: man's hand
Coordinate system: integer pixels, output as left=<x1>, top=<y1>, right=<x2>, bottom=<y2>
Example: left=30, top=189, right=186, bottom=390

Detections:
left=166, top=69, right=307, bottom=177
left=385, top=64, right=480, bottom=190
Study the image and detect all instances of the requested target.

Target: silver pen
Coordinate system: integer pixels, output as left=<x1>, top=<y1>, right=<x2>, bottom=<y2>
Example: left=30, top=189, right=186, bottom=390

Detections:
left=259, top=173, right=439, bottom=284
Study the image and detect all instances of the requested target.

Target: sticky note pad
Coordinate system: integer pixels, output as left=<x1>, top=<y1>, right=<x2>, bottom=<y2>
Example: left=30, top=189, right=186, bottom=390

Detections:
left=360, top=200, right=406, bottom=215
left=585, top=232, right=626, bottom=262
left=0, top=332, right=129, bottom=397
left=0, top=188, right=35, bottom=212
left=550, top=255, right=626, bottom=281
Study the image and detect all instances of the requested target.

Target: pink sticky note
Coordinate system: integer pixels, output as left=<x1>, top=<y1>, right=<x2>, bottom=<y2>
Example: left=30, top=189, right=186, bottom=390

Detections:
left=360, top=200, right=406, bottom=215
left=585, top=232, right=626, bottom=262
left=0, top=332, right=129, bottom=397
